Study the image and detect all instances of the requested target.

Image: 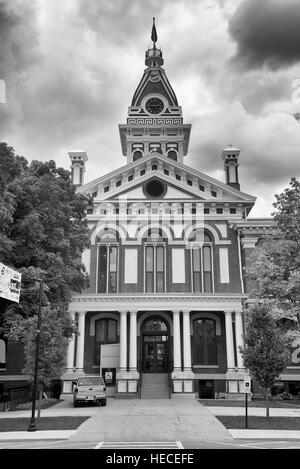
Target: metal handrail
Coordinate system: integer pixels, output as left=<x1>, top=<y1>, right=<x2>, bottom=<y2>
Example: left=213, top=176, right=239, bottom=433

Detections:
left=139, top=373, right=143, bottom=399
left=168, top=373, right=172, bottom=399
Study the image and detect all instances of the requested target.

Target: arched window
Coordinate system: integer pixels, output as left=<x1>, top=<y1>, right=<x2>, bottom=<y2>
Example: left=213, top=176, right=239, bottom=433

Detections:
left=143, top=318, right=168, bottom=332
left=94, top=318, right=118, bottom=366
left=189, top=230, right=213, bottom=293
left=144, top=229, right=166, bottom=293
left=193, top=319, right=217, bottom=365
left=97, top=230, right=119, bottom=293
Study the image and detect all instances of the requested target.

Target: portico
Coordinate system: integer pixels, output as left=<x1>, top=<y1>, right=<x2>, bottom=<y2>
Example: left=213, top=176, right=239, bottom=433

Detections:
left=62, top=293, right=247, bottom=397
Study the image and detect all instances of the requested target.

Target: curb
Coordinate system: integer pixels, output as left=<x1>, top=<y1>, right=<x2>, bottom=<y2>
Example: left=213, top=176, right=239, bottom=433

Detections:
left=229, top=429, right=300, bottom=439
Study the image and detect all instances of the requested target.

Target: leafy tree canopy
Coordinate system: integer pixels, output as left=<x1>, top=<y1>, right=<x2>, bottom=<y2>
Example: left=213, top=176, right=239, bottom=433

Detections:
left=241, top=303, right=292, bottom=390
left=0, top=142, right=90, bottom=385
left=246, top=177, right=300, bottom=327
left=0, top=142, right=90, bottom=315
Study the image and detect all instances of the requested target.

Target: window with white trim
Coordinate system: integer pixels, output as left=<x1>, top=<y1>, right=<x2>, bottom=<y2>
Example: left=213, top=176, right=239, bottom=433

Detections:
left=144, top=230, right=166, bottom=293
left=190, top=230, right=214, bottom=293
left=94, top=318, right=118, bottom=366
left=97, top=231, right=119, bottom=293
left=193, top=318, right=217, bottom=365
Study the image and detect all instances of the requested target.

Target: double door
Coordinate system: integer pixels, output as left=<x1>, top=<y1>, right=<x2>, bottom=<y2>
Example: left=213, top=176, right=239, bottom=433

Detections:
left=143, top=334, right=168, bottom=373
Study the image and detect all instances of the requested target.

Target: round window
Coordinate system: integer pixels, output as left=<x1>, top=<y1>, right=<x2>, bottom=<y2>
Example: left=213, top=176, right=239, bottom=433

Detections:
left=144, top=179, right=166, bottom=198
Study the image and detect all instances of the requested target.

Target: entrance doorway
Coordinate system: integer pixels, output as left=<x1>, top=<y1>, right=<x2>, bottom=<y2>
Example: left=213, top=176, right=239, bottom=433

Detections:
left=198, top=380, right=214, bottom=399
left=142, top=317, right=169, bottom=373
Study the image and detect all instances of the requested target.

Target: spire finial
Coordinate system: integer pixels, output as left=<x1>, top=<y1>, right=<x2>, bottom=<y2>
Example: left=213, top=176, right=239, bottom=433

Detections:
left=151, top=17, right=158, bottom=49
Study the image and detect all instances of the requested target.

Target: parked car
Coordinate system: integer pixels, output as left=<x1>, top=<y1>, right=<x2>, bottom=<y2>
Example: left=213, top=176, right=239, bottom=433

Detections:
left=72, top=376, right=107, bottom=407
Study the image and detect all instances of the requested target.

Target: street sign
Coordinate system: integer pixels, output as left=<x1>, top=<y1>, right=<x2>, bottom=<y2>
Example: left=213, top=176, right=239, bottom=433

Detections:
left=244, top=376, right=251, bottom=393
left=0, top=263, right=22, bottom=303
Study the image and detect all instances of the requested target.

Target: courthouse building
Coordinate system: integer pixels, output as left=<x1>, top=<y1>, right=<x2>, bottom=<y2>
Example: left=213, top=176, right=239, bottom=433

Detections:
left=1, top=25, right=300, bottom=401
left=60, top=26, right=300, bottom=399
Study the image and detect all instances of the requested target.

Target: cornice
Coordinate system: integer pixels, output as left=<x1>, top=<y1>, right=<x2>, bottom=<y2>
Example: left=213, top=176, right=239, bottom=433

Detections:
left=78, top=153, right=256, bottom=203
left=69, top=293, right=247, bottom=313
left=231, top=218, right=275, bottom=232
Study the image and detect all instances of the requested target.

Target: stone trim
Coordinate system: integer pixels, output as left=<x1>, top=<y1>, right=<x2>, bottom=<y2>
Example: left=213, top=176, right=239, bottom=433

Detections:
left=69, top=293, right=246, bottom=313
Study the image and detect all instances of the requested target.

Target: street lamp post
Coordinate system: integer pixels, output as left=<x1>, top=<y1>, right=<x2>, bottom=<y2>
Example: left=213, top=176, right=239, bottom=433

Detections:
left=28, top=275, right=43, bottom=432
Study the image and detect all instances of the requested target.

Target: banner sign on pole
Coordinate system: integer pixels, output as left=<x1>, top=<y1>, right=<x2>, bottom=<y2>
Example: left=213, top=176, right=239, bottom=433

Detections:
left=0, top=263, right=22, bottom=303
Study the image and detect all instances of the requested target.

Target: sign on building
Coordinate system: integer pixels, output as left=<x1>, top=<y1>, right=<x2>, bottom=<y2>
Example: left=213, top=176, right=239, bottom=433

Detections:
left=0, top=263, right=22, bottom=303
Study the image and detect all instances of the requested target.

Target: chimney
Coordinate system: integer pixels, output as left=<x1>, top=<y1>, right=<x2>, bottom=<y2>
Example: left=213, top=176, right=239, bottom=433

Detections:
left=69, top=151, right=88, bottom=187
left=221, top=144, right=240, bottom=190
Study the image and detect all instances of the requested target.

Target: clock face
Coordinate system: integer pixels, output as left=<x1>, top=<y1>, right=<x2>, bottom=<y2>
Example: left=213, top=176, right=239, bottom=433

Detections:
left=145, top=97, right=164, bottom=114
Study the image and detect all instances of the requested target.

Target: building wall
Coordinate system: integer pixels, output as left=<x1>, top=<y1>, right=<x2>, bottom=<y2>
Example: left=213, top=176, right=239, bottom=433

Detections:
left=84, top=220, right=243, bottom=295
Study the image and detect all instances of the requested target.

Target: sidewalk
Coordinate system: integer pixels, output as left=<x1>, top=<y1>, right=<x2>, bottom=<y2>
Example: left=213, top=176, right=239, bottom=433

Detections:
left=1, top=397, right=300, bottom=442
left=0, top=430, right=76, bottom=440
left=0, top=394, right=99, bottom=419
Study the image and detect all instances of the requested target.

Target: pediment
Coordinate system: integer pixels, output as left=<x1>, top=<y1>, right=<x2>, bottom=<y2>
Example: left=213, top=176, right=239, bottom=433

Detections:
left=78, top=153, right=256, bottom=204
left=108, top=176, right=201, bottom=201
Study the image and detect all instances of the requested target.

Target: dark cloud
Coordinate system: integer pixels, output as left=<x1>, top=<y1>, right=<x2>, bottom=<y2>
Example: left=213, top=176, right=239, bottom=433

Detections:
left=0, top=0, right=40, bottom=76
left=188, top=105, right=300, bottom=194
left=229, top=0, right=300, bottom=70
left=222, top=72, right=291, bottom=115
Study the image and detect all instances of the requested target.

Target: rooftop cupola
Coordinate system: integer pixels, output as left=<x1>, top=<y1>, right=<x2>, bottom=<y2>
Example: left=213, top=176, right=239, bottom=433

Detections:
left=145, top=18, right=164, bottom=67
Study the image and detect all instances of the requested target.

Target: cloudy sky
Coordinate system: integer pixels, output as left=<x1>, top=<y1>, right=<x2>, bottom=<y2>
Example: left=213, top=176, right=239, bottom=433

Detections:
left=1, top=0, right=300, bottom=217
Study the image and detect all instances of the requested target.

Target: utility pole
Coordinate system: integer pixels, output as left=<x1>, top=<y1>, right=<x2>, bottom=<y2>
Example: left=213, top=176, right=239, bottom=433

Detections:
left=28, top=275, right=43, bottom=432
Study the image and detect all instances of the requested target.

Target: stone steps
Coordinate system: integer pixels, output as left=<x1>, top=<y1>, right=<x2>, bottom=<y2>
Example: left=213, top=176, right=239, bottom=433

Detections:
left=141, top=373, right=170, bottom=399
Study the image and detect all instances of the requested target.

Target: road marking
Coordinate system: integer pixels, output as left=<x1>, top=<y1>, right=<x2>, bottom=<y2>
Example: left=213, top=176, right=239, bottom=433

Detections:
left=95, top=441, right=183, bottom=449
left=205, top=440, right=263, bottom=449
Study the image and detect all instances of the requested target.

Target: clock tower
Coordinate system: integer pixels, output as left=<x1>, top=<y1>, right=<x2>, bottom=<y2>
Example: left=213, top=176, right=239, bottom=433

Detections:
left=119, top=19, right=191, bottom=165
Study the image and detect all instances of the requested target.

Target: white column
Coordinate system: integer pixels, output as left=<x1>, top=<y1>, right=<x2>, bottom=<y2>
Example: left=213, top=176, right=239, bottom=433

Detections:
left=182, top=310, right=192, bottom=371
left=129, top=311, right=137, bottom=371
left=225, top=311, right=235, bottom=370
left=75, top=312, right=86, bottom=371
left=119, top=311, right=128, bottom=371
left=173, top=310, right=182, bottom=371
left=235, top=311, right=244, bottom=369
left=66, top=312, right=76, bottom=371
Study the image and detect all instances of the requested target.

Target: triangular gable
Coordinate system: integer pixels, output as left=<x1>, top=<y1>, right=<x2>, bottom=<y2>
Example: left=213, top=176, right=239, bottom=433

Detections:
left=132, top=68, right=178, bottom=107
left=107, top=176, right=200, bottom=200
left=78, top=153, right=256, bottom=203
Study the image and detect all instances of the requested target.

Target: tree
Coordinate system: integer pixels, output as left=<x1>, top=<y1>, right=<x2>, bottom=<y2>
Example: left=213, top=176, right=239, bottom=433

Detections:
left=240, top=303, right=292, bottom=418
left=4, top=305, right=73, bottom=394
left=247, top=177, right=300, bottom=328
left=0, top=143, right=90, bottom=401
left=0, top=143, right=27, bottom=259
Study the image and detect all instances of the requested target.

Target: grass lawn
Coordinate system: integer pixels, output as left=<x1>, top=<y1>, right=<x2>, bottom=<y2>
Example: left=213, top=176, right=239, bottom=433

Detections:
left=216, top=415, right=300, bottom=430
left=0, top=417, right=89, bottom=432
left=199, top=399, right=300, bottom=408
left=15, top=399, right=62, bottom=411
